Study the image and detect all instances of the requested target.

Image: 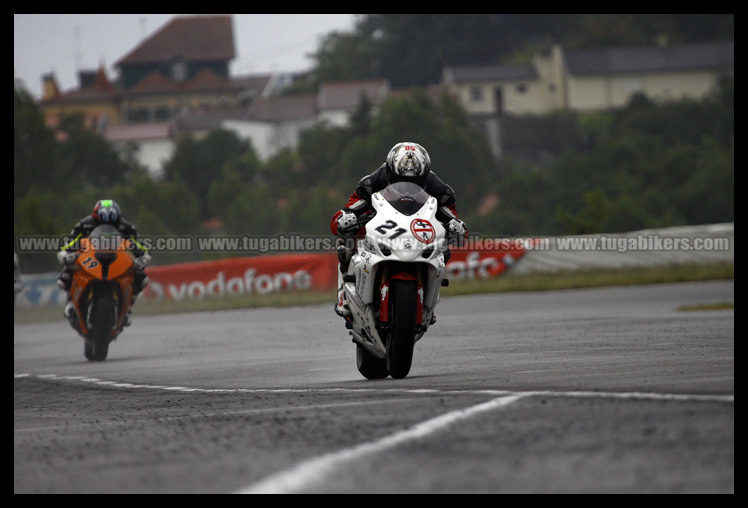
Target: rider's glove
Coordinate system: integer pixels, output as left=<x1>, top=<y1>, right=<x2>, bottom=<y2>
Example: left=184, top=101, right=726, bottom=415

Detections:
left=57, top=250, right=78, bottom=265
left=448, top=219, right=467, bottom=240
left=336, top=211, right=358, bottom=233
left=134, top=253, right=151, bottom=272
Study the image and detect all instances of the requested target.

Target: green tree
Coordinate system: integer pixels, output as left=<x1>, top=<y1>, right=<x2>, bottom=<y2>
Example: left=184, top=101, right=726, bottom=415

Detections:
left=368, top=88, right=496, bottom=207
left=14, top=188, right=105, bottom=273
left=675, top=138, right=734, bottom=225
left=55, top=112, right=134, bottom=188
left=297, top=122, right=354, bottom=188
left=312, top=15, right=558, bottom=87
left=296, top=88, right=497, bottom=218
left=474, top=164, right=558, bottom=236
left=310, top=15, right=733, bottom=88
left=220, top=184, right=280, bottom=237
left=110, top=175, right=202, bottom=236
left=311, top=27, right=379, bottom=85
left=557, top=189, right=610, bottom=235
left=207, top=167, right=245, bottom=225
left=14, top=88, right=60, bottom=198
left=163, top=129, right=257, bottom=219
left=508, top=83, right=734, bottom=235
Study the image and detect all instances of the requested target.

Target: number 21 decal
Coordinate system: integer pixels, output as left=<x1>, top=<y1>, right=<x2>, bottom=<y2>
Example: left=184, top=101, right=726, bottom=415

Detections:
left=375, top=220, right=407, bottom=238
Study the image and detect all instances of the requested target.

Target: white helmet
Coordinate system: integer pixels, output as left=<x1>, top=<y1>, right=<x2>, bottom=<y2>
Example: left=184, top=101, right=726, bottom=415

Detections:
left=386, top=142, right=431, bottom=179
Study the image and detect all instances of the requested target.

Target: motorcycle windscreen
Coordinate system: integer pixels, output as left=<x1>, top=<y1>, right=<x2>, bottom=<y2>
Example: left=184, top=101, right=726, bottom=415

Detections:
left=87, top=224, right=127, bottom=251
left=379, top=182, right=430, bottom=216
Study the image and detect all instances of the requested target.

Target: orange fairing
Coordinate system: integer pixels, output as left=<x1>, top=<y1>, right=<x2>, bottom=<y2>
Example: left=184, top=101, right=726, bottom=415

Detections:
left=75, top=236, right=134, bottom=281
left=69, top=235, right=135, bottom=336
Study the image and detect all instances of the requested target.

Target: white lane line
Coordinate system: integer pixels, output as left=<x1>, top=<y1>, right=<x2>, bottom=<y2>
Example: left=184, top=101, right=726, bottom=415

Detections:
left=13, top=373, right=512, bottom=396
left=14, top=373, right=734, bottom=403
left=15, top=372, right=734, bottom=493
left=234, top=394, right=528, bottom=494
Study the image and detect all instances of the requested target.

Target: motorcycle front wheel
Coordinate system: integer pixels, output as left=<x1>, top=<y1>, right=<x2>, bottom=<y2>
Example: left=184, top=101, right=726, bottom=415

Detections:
left=386, top=279, right=417, bottom=379
left=356, top=344, right=389, bottom=379
left=84, top=297, right=115, bottom=361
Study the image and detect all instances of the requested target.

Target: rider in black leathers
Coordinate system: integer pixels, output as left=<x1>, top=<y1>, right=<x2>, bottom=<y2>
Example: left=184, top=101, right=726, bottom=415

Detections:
left=330, top=142, right=467, bottom=318
left=57, top=199, right=150, bottom=326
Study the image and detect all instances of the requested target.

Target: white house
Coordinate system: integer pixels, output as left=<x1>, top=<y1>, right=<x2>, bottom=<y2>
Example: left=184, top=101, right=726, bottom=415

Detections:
left=223, top=94, right=318, bottom=160
left=317, top=80, right=391, bottom=126
left=563, top=41, right=734, bottom=111
left=442, top=41, right=734, bottom=116
left=222, top=79, right=392, bottom=160
left=103, top=122, right=175, bottom=179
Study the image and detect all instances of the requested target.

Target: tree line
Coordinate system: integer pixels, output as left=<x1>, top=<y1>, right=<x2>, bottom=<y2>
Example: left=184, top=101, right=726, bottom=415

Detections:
left=14, top=80, right=733, bottom=273
left=14, top=14, right=733, bottom=273
left=14, top=88, right=497, bottom=272
left=297, top=14, right=734, bottom=92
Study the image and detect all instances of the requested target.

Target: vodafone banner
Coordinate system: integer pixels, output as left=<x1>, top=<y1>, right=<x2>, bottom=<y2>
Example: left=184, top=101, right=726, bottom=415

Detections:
left=447, top=240, right=528, bottom=281
left=139, top=241, right=528, bottom=302
left=141, top=253, right=338, bottom=302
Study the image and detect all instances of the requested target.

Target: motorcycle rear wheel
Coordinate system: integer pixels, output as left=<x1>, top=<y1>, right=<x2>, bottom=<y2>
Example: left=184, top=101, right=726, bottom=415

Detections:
left=386, top=279, right=417, bottom=379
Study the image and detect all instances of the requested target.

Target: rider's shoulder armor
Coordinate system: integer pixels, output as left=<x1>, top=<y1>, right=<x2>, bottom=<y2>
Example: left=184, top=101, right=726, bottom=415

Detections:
left=423, top=171, right=456, bottom=207
left=117, top=218, right=137, bottom=236
left=355, top=165, right=388, bottom=201
left=71, top=216, right=96, bottom=237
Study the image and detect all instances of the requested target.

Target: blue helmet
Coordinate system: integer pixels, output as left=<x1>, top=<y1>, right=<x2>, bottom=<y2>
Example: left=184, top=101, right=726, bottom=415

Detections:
left=92, top=199, right=121, bottom=225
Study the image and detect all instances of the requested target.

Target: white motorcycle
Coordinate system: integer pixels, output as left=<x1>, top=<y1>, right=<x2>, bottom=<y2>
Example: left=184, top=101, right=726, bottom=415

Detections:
left=341, top=181, right=450, bottom=379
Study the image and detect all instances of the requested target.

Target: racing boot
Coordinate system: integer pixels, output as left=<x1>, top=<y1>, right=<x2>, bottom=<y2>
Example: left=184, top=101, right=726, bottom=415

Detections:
left=57, top=270, right=72, bottom=292
left=64, top=301, right=75, bottom=320
left=334, top=286, right=351, bottom=318
left=334, top=268, right=351, bottom=318
left=124, top=294, right=140, bottom=327
left=63, top=298, right=77, bottom=324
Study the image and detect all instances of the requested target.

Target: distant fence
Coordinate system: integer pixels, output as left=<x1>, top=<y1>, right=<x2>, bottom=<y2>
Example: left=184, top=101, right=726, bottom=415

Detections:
left=14, top=223, right=733, bottom=308
left=510, top=222, right=733, bottom=274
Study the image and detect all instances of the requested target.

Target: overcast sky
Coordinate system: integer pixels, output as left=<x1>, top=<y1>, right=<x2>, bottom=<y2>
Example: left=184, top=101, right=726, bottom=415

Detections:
left=14, top=14, right=358, bottom=99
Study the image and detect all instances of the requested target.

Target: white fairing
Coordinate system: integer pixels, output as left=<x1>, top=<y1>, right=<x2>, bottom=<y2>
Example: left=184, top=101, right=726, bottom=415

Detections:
left=344, top=182, right=447, bottom=358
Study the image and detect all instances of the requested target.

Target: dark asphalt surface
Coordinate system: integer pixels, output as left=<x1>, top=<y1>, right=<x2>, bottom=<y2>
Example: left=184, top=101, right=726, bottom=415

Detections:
left=14, top=281, right=734, bottom=493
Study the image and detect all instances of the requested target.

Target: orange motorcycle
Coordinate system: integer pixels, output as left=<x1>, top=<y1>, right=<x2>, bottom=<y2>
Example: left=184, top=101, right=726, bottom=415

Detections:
left=65, top=224, right=137, bottom=361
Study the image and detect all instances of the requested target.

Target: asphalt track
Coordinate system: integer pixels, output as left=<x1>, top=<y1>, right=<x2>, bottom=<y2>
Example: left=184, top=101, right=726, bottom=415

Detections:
left=14, top=280, right=734, bottom=494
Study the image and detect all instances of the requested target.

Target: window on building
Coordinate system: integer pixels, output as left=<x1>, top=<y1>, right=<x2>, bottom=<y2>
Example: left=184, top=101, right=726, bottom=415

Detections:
left=470, top=86, right=483, bottom=102
left=154, top=107, right=171, bottom=121
left=130, top=109, right=150, bottom=123
left=516, top=83, right=527, bottom=93
left=494, top=87, right=504, bottom=116
left=718, top=73, right=733, bottom=88
left=172, top=61, right=187, bottom=82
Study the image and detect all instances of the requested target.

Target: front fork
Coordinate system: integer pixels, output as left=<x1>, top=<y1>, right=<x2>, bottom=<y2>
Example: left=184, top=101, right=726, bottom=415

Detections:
left=377, top=265, right=425, bottom=328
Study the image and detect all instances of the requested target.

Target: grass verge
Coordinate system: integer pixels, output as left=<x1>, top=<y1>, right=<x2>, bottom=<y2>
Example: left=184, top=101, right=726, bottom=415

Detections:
left=14, top=261, right=733, bottom=324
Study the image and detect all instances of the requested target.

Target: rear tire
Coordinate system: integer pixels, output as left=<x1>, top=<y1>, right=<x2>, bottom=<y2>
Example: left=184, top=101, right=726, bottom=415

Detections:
left=356, top=344, right=389, bottom=379
left=386, top=279, right=417, bottom=379
left=86, top=297, right=114, bottom=361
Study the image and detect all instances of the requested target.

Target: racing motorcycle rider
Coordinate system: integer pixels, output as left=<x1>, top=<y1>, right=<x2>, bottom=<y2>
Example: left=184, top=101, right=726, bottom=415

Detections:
left=330, top=142, right=467, bottom=318
left=57, top=199, right=150, bottom=326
